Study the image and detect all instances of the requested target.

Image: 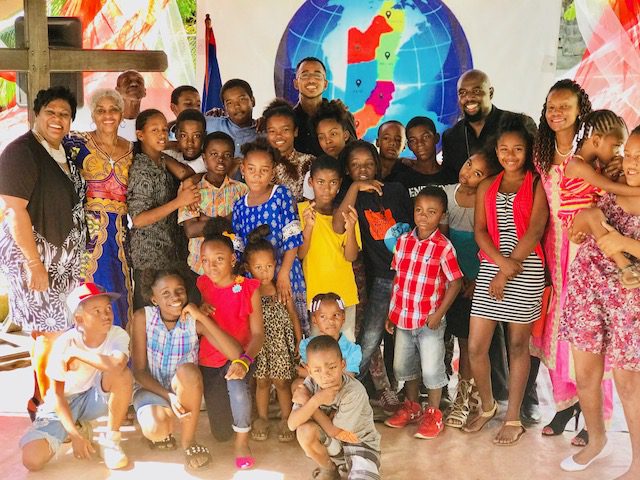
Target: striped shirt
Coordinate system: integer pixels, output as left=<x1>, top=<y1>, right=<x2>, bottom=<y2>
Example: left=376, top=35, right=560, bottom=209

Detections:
left=388, top=228, right=463, bottom=330
left=178, top=175, right=248, bottom=273
left=558, top=154, right=604, bottom=228
left=144, top=306, right=198, bottom=389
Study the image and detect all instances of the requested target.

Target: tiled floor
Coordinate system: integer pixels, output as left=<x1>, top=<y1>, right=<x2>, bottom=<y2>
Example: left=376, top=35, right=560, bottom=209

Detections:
left=0, top=364, right=632, bottom=480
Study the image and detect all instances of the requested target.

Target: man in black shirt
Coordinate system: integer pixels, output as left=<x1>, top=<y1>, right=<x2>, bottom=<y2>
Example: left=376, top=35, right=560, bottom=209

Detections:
left=442, top=69, right=537, bottom=177
left=442, top=69, right=541, bottom=425
left=292, top=57, right=356, bottom=156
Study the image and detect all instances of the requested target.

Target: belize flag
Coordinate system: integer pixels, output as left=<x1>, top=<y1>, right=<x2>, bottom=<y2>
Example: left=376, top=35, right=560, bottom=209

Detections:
left=202, top=13, right=223, bottom=112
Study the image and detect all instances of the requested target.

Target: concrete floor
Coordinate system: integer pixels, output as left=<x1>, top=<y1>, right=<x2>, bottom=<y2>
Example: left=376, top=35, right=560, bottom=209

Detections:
left=0, top=365, right=632, bottom=480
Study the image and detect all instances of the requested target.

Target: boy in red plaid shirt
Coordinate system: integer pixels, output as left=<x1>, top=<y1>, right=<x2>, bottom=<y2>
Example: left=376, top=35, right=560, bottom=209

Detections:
left=384, top=186, right=463, bottom=439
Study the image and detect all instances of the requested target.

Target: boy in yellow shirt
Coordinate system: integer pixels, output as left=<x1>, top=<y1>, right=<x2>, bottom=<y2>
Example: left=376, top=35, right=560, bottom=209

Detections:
left=298, top=156, right=361, bottom=341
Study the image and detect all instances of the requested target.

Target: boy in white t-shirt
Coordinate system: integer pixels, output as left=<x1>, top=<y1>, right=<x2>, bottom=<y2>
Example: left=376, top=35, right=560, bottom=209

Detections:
left=20, top=283, right=133, bottom=471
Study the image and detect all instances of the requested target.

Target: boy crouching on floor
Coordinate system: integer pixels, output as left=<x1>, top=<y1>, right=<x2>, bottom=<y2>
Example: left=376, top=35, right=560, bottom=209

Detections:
left=20, top=283, right=133, bottom=471
left=288, top=335, right=381, bottom=480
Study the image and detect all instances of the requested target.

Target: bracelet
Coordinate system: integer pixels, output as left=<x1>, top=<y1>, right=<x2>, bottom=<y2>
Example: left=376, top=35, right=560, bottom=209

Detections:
left=26, top=258, right=41, bottom=267
left=232, top=358, right=249, bottom=372
left=240, top=352, right=254, bottom=364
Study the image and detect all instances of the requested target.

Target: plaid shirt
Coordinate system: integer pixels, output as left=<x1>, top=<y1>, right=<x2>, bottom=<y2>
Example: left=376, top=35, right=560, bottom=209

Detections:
left=388, top=228, right=463, bottom=330
left=144, top=306, right=199, bottom=389
left=178, top=175, right=248, bottom=273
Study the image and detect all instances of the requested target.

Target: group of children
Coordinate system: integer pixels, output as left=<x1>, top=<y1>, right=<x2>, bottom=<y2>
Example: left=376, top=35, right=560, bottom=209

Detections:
left=17, top=60, right=640, bottom=479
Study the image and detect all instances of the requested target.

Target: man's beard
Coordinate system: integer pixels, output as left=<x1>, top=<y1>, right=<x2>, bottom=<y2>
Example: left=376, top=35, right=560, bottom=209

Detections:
left=462, top=109, right=485, bottom=123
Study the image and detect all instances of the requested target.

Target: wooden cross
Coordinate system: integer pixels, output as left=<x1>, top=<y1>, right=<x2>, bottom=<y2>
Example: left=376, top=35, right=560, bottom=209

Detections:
left=0, top=0, right=168, bottom=123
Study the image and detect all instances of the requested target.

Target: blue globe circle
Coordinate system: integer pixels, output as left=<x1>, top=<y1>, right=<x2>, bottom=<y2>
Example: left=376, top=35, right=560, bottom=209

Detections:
left=274, top=0, right=473, bottom=145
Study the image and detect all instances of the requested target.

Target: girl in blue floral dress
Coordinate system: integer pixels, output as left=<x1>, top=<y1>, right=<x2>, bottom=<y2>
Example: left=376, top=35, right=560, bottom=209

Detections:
left=232, top=138, right=309, bottom=334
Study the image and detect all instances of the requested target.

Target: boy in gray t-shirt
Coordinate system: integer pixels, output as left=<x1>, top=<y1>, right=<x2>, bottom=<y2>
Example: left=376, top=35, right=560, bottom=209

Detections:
left=288, top=335, right=381, bottom=480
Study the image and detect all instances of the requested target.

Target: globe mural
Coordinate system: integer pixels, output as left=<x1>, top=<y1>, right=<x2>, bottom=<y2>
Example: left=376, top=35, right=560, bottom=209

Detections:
left=274, top=0, right=473, bottom=146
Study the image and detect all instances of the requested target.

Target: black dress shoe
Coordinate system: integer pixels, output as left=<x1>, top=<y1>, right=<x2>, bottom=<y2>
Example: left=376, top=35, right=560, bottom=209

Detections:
left=520, top=402, right=542, bottom=426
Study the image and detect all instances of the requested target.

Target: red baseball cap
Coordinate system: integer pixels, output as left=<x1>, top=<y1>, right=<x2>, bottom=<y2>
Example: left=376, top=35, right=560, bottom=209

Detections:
left=66, top=282, right=120, bottom=313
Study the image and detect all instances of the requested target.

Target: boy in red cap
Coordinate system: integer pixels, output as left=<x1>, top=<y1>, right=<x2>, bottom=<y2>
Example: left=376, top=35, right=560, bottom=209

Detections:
left=20, top=283, right=133, bottom=471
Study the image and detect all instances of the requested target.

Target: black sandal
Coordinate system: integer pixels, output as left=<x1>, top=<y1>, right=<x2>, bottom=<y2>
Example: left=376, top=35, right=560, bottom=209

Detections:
left=184, top=443, right=211, bottom=470
left=148, top=434, right=177, bottom=450
left=542, top=403, right=581, bottom=436
left=571, top=428, right=589, bottom=447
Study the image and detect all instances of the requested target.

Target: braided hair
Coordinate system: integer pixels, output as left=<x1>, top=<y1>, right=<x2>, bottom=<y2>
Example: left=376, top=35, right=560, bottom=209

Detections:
left=534, top=79, right=592, bottom=176
left=574, top=109, right=628, bottom=151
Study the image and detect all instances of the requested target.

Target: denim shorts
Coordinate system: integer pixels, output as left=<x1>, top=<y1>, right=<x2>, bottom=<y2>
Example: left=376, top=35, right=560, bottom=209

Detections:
left=133, top=388, right=171, bottom=412
left=20, top=378, right=109, bottom=454
left=393, top=320, right=448, bottom=389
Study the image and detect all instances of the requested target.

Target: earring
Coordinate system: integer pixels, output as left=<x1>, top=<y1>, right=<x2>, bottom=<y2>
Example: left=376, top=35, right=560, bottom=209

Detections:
left=90, top=121, right=96, bottom=130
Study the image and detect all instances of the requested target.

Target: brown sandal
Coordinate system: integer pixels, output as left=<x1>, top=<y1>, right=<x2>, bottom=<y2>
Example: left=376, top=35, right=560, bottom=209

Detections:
left=251, top=417, right=270, bottom=441
left=462, top=400, right=498, bottom=433
left=278, top=419, right=295, bottom=442
left=493, top=420, right=526, bottom=446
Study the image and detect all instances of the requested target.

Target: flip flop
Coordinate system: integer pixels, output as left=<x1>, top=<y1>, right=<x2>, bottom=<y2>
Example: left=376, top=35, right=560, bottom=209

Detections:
left=462, top=400, right=498, bottom=433
left=493, top=420, right=526, bottom=446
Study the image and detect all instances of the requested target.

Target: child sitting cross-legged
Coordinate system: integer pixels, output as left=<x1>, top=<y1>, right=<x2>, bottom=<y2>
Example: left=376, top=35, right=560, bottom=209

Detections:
left=384, top=186, right=463, bottom=439
left=20, top=283, right=133, bottom=471
left=288, top=335, right=381, bottom=480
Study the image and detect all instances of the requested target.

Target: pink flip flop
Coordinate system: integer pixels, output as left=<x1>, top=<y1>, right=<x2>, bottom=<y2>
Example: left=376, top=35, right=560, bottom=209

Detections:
left=235, top=456, right=255, bottom=470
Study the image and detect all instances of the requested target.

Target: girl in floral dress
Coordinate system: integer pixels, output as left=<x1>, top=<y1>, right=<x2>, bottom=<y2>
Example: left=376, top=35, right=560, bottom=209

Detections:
left=232, top=138, right=309, bottom=333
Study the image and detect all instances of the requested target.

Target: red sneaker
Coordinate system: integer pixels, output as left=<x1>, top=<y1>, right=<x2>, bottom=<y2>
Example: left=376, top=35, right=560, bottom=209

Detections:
left=384, top=400, right=423, bottom=429
left=414, top=407, right=444, bottom=439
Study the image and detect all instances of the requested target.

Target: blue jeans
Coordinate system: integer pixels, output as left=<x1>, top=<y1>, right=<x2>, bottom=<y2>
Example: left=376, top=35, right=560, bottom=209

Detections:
left=357, top=277, right=394, bottom=381
left=394, top=321, right=448, bottom=389
left=201, top=362, right=252, bottom=436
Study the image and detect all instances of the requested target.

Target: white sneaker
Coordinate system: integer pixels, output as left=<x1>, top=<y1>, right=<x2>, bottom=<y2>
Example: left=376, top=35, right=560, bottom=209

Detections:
left=99, top=431, right=128, bottom=470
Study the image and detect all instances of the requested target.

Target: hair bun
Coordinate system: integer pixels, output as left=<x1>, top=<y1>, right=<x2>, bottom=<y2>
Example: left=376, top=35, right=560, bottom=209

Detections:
left=247, top=224, right=270, bottom=244
left=203, top=216, right=234, bottom=241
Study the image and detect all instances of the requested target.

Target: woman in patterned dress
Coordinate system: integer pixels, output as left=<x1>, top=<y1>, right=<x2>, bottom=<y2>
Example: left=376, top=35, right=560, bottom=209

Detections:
left=65, top=89, right=133, bottom=328
left=532, top=80, right=613, bottom=446
left=0, top=87, right=86, bottom=417
left=558, top=131, right=640, bottom=476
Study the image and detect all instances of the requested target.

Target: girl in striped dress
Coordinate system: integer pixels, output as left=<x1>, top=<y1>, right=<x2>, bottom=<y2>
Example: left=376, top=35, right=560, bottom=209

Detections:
left=557, top=110, right=640, bottom=287
left=464, top=115, right=548, bottom=446
left=130, top=270, right=243, bottom=470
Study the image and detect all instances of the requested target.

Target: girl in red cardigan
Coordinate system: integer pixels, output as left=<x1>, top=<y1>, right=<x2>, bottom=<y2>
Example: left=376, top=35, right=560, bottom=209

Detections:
left=463, top=115, right=549, bottom=446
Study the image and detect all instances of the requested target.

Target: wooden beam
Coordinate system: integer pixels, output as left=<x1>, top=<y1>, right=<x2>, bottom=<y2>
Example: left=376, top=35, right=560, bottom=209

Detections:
left=0, top=49, right=29, bottom=71
left=25, top=0, right=50, bottom=124
left=49, top=49, right=168, bottom=72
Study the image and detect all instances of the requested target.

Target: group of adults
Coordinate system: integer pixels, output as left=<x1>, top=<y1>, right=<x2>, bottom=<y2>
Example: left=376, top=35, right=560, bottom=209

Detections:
left=0, top=63, right=638, bottom=478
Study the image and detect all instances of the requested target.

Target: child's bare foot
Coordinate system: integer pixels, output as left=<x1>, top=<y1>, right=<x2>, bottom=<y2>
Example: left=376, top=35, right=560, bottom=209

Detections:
left=620, top=264, right=640, bottom=288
